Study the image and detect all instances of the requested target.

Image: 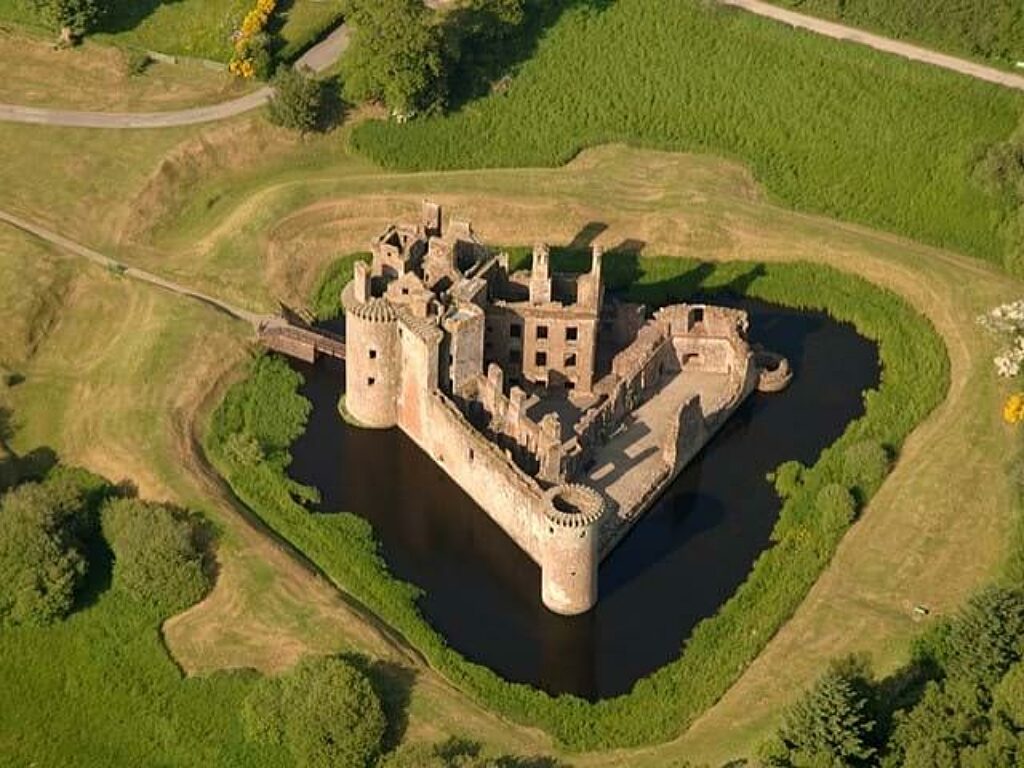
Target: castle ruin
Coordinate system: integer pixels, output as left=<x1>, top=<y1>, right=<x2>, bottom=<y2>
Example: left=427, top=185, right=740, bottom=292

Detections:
left=340, top=202, right=790, bottom=615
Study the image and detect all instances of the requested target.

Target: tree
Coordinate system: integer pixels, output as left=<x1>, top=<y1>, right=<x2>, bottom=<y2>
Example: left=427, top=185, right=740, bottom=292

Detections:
left=32, top=0, right=104, bottom=45
left=0, top=471, right=94, bottom=626
left=942, top=587, right=1024, bottom=688
left=243, top=656, right=386, bottom=768
left=268, top=68, right=324, bottom=134
left=884, top=678, right=989, bottom=768
left=841, top=441, right=890, bottom=501
left=101, top=499, right=210, bottom=615
left=769, top=656, right=878, bottom=767
left=341, top=0, right=447, bottom=115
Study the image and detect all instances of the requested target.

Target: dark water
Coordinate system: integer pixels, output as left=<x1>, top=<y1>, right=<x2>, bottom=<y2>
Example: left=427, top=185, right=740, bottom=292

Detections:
left=286, top=298, right=879, bottom=699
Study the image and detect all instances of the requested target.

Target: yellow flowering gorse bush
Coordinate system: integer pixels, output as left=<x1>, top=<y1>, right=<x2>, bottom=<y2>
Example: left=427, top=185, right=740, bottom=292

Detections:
left=229, top=0, right=277, bottom=78
left=1004, top=393, right=1024, bottom=425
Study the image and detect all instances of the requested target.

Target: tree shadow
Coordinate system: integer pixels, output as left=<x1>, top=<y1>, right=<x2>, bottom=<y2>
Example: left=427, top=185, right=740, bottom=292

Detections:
left=342, top=653, right=417, bottom=751
left=443, top=0, right=618, bottom=111
left=95, top=0, right=188, bottom=36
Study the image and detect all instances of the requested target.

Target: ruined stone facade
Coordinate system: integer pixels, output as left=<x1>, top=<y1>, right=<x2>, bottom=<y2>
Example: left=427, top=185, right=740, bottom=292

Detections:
left=342, top=202, right=789, bottom=615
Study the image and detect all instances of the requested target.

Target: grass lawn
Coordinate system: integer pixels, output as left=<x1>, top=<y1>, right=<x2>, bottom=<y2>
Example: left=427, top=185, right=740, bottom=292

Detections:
left=0, top=27, right=252, bottom=111
left=0, top=0, right=343, bottom=62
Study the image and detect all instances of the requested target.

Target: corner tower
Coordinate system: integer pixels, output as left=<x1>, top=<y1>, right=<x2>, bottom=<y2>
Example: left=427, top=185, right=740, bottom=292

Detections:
left=538, top=483, right=603, bottom=615
left=344, top=297, right=400, bottom=428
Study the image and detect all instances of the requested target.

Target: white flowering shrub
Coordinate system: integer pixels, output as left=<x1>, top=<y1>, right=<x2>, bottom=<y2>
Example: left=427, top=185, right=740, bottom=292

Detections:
left=979, top=300, right=1024, bottom=377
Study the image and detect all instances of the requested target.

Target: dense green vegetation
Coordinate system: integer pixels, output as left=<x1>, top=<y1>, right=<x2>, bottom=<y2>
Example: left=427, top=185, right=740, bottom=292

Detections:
left=0, top=463, right=286, bottom=766
left=243, top=655, right=387, bottom=768
left=311, top=251, right=370, bottom=320
left=771, top=0, right=1024, bottom=67
left=268, top=67, right=327, bottom=134
left=101, top=498, right=211, bottom=615
left=0, top=467, right=104, bottom=627
left=350, top=0, right=1024, bottom=274
left=207, top=255, right=948, bottom=750
left=761, top=587, right=1024, bottom=766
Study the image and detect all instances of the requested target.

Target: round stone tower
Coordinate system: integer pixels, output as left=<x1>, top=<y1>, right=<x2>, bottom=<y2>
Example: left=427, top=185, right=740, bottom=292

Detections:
left=539, top=483, right=603, bottom=615
left=344, top=297, right=400, bottom=429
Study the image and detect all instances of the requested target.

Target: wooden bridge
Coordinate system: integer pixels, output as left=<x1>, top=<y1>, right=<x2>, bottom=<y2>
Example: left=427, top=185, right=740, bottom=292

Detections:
left=258, top=322, right=346, bottom=363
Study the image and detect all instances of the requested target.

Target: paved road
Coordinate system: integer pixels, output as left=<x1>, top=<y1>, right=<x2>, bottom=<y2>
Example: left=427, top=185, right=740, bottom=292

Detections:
left=0, top=208, right=271, bottom=326
left=0, top=24, right=351, bottom=129
left=720, top=0, right=1024, bottom=93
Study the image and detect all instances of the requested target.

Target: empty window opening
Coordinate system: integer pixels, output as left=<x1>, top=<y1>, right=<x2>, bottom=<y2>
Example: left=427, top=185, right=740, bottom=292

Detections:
left=536, top=325, right=549, bottom=340
left=566, top=326, right=578, bottom=341
left=536, top=351, right=548, bottom=366
left=369, top=349, right=377, bottom=359
left=692, top=307, right=705, bottom=325
left=367, top=377, right=376, bottom=386
left=401, top=287, right=410, bottom=295
left=565, top=381, right=576, bottom=391
left=469, top=448, right=475, bottom=462
left=565, top=353, right=577, bottom=368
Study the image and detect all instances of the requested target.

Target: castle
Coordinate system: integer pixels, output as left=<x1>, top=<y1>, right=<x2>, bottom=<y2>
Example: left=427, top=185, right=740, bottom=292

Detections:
left=341, top=202, right=790, bottom=615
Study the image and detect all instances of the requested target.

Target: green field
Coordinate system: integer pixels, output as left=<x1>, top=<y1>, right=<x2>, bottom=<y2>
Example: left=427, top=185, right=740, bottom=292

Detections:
left=352, top=0, right=1024, bottom=274
left=768, top=0, right=1024, bottom=68
left=0, top=0, right=343, bottom=61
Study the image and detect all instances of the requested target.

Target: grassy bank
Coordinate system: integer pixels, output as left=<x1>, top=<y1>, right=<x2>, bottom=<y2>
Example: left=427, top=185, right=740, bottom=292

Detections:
left=351, top=0, right=1024, bottom=273
left=206, top=256, right=948, bottom=750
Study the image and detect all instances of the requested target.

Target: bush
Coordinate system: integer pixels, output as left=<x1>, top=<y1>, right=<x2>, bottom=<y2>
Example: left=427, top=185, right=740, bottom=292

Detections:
left=101, top=498, right=210, bottom=615
left=122, top=49, right=151, bottom=77
left=841, top=441, right=890, bottom=502
left=310, top=252, right=371, bottom=320
left=32, top=0, right=104, bottom=40
left=242, top=656, right=386, bottom=768
left=0, top=470, right=96, bottom=627
left=268, top=67, right=324, bottom=134
left=816, top=484, right=858, bottom=535
left=770, top=460, right=805, bottom=501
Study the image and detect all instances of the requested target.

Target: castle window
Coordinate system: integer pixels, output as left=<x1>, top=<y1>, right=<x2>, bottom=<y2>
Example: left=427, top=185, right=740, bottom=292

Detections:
left=565, top=353, right=577, bottom=368
left=536, top=325, right=549, bottom=340
left=510, top=323, right=522, bottom=339
left=469, top=448, right=475, bottom=462
left=566, top=326, right=578, bottom=342
left=510, top=349, right=522, bottom=364
left=367, top=377, right=376, bottom=386
left=565, top=381, right=575, bottom=391
left=369, top=349, right=377, bottom=359
left=401, top=287, right=409, bottom=295
left=535, top=351, right=547, bottom=366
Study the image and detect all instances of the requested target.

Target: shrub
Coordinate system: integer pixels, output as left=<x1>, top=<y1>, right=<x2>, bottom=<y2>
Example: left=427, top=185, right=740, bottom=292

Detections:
left=841, top=441, right=890, bottom=502
left=122, top=49, right=151, bottom=77
left=770, top=460, right=805, bottom=501
left=268, top=67, right=324, bottom=134
left=310, top=252, right=371, bottom=320
left=101, top=498, right=210, bottom=615
left=242, top=656, right=386, bottom=768
left=994, top=661, right=1024, bottom=728
left=0, top=470, right=95, bottom=627
left=229, top=0, right=278, bottom=79
left=816, top=484, right=857, bottom=535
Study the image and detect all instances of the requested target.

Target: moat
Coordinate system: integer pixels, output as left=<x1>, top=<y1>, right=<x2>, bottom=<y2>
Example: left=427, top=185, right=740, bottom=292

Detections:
left=287, top=297, right=879, bottom=699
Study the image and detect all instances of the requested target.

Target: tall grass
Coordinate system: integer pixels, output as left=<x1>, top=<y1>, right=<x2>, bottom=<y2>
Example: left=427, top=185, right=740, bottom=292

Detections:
left=351, top=0, right=1024, bottom=273
left=206, top=256, right=949, bottom=750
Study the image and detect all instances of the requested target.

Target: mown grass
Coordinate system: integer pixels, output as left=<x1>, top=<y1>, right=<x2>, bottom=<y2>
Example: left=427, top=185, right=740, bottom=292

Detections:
left=351, top=0, right=1024, bottom=273
left=206, top=256, right=948, bottom=751
left=0, top=0, right=343, bottom=62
